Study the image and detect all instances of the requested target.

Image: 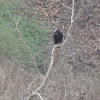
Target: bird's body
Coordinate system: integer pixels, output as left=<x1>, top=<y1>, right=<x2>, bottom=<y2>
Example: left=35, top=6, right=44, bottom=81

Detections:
left=53, top=29, right=63, bottom=44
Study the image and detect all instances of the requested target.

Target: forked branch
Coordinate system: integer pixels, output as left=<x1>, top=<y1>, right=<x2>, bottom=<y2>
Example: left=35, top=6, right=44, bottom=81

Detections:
left=26, top=0, right=75, bottom=100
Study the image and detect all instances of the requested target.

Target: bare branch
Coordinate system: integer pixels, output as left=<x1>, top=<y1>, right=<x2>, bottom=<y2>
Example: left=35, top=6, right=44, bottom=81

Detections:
left=74, top=8, right=82, bottom=21
left=16, top=25, right=44, bottom=79
left=28, top=77, right=38, bottom=93
left=1, top=24, right=16, bottom=30
left=5, top=3, right=13, bottom=20
left=6, top=0, right=75, bottom=100
left=36, top=93, right=44, bottom=100
left=16, top=15, right=21, bottom=25
left=5, top=4, right=44, bottom=79
left=71, top=0, right=75, bottom=23
left=58, top=1, right=72, bottom=10
left=14, top=15, right=16, bottom=24
left=31, top=45, right=56, bottom=93
left=74, top=0, right=84, bottom=21
left=61, top=0, right=75, bottom=46
left=26, top=0, right=75, bottom=100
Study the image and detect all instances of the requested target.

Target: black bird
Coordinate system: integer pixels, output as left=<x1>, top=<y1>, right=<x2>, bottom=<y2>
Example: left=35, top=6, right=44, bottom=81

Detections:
left=53, top=29, right=63, bottom=44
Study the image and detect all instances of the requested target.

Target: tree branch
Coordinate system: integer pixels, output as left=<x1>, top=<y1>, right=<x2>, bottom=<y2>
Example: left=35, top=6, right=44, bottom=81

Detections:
left=5, top=4, right=44, bottom=79
left=36, top=93, right=44, bottom=100
left=26, top=0, right=75, bottom=100
left=58, top=1, right=72, bottom=10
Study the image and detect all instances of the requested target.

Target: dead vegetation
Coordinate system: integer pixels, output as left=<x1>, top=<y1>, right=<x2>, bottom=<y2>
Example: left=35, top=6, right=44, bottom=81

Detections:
left=0, top=0, right=100, bottom=100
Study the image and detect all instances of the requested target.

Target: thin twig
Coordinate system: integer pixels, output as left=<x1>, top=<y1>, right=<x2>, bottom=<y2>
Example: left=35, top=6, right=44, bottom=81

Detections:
left=5, top=4, right=44, bottom=79
left=61, top=0, right=75, bottom=46
left=16, top=25, right=44, bottom=79
left=16, top=15, right=21, bottom=25
left=28, top=77, right=38, bottom=93
left=1, top=24, right=16, bottom=30
left=5, top=3, right=13, bottom=20
left=58, top=1, right=72, bottom=10
left=36, top=93, right=44, bottom=100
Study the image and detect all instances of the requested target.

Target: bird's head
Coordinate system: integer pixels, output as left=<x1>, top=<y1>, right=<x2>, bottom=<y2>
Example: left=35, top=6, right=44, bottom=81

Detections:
left=54, top=29, right=60, bottom=34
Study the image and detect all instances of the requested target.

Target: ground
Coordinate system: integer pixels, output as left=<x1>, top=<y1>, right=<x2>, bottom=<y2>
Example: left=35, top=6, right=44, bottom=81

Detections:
left=0, top=0, right=100, bottom=100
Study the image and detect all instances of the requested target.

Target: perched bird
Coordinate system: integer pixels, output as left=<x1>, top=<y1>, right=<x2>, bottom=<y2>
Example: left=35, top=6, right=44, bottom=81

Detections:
left=53, top=29, right=63, bottom=44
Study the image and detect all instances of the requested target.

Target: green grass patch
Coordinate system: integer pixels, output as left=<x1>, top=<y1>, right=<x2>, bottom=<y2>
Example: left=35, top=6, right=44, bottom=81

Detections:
left=0, top=0, right=51, bottom=68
